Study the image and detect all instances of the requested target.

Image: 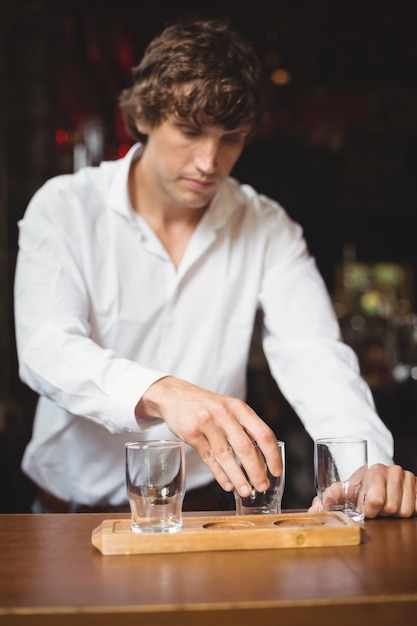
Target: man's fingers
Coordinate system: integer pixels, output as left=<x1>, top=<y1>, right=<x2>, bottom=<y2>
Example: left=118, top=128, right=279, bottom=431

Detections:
left=195, top=420, right=276, bottom=496
left=208, top=431, right=267, bottom=496
left=146, top=377, right=283, bottom=497
left=234, top=405, right=283, bottom=478
left=190, top=398, right=275, bottom=494
left=308, top=496, right=322, bottom=513
left=388, top=468, right=417, bottom=518
left=397, top=470, right=417, bottom=517
left=382, top=465, right=407, bottom=516
left=196, top=437, right=250, bottom=495
left=365, top=464, right=417, bottom=518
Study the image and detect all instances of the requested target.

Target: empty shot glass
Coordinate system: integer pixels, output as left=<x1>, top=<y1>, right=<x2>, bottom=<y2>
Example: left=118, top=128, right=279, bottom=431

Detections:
left=235, top=440, right=285, bottom=515
left=125, top=440, right=185, bottom=533
left=314, top=437, right=368, bottom=523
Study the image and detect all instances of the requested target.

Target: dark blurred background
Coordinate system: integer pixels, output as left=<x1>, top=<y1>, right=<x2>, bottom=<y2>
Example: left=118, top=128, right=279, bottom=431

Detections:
left=1, top=0, right=417, bottom=512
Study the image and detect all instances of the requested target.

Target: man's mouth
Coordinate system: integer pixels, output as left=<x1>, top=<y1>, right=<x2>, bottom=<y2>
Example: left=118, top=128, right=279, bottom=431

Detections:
left=183, top=177, right=216, bottom=191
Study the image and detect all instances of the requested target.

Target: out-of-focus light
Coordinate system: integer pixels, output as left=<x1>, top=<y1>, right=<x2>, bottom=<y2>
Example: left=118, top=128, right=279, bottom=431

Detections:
left=55, top=129, right=69, bottom=145
left=393, top=363, right=412, bottom=382
left=270, top=68, right=291, bottom=86
left=360, top=290, right=384, bottom=316
left=117, top=143, right=131, bottom=158
left=350, top=314, right=365, bottom=331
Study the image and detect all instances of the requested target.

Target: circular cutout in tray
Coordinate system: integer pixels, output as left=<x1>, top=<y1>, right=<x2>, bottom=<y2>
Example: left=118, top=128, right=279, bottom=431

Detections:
left=203, top=521, right=256, bottom=530
left=273, top=517, right=325, bottom=527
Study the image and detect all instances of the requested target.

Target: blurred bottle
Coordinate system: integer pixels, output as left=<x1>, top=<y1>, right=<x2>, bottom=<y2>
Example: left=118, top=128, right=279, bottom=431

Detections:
left=335, top=243, right=399, bottom=389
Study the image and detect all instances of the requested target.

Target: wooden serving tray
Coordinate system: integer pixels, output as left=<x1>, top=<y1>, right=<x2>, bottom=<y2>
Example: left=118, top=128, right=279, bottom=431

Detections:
left=92, top=512, right=363, bottom=555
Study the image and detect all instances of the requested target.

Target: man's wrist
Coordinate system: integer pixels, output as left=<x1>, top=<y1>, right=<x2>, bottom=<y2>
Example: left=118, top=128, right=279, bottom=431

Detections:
left=135, top=375, right=173, bottom=418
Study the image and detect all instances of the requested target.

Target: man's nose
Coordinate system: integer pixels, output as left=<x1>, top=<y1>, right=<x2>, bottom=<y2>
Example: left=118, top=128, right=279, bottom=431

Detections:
left=194, top=138, right=219, bottom=174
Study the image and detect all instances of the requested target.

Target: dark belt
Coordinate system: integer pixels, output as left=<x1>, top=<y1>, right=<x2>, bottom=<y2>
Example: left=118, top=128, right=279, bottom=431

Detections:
left=36, top=488, right=130, bottom=514
left=36, top=481, right=235, bottom=514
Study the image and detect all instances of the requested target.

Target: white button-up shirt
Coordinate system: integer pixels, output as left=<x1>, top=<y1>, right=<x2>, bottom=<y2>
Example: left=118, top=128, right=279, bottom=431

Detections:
left=14, top=144, right=394, bottom=506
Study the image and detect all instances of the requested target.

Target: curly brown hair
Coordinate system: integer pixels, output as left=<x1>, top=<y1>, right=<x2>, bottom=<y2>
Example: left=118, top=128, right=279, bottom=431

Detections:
left=119, top=18, right=264, bottom=142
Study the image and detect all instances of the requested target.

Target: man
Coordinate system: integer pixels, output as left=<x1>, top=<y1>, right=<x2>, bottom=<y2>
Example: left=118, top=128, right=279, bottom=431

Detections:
left=14, top=17, right=416, bottom=517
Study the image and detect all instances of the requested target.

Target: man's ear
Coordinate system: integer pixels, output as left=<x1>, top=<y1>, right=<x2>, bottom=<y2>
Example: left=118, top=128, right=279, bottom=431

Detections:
left=135, top=119, right=151, bottom=137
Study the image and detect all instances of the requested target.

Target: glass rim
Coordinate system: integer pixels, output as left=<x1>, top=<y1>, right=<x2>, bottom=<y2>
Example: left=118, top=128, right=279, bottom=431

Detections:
left=315, top=437, right=367, bottom=445
left=125, top=439, right=183, bottom=450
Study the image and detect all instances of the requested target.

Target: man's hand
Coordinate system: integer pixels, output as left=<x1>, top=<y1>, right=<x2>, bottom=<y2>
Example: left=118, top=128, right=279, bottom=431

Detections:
left=363, top=464, right=417, bottom=518
left=135, top=376, right=283, bottom=497
left=309, top=463, right=417, bottom=518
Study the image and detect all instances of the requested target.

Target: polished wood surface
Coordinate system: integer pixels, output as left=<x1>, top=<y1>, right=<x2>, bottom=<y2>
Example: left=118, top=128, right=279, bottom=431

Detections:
left=0, top=512, right=416, bottom=625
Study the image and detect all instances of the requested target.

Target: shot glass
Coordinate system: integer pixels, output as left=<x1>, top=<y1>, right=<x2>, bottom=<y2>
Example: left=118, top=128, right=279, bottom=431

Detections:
left=125, top=440, right=185, bottom=533
left=235, top=440, right=285, bottom=515
left=314, top=437, right=368, bottom=523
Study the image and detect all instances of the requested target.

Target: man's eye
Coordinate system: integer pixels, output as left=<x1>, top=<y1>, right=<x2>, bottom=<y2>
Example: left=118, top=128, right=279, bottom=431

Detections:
left=180, top=126, right=200, bottom=137
left=223, top=134, right=244, bottom=144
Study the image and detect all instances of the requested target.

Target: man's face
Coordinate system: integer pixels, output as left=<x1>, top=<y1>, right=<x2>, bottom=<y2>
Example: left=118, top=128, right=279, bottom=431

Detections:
left=138, top=115, right=250, bottom=211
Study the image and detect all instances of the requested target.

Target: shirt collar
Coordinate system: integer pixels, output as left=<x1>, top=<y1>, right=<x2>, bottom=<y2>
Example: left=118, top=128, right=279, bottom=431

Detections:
left=108, top=143, right=144, bottom=220
left=205, top=178, right=244, bottom=230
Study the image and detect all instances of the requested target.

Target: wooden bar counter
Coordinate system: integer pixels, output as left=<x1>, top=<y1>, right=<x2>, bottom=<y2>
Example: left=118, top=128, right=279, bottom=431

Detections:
left=0, top=511, right=416, bottom=625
